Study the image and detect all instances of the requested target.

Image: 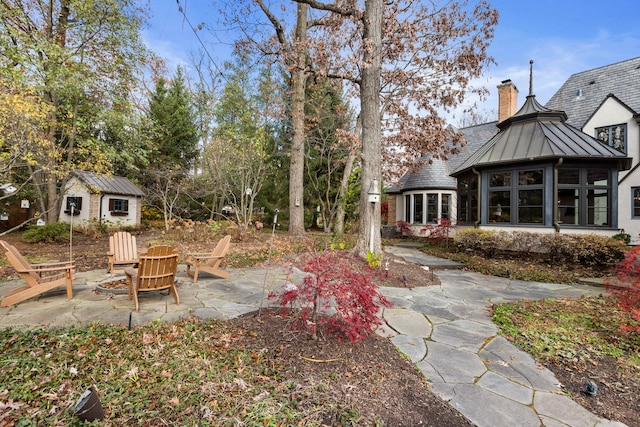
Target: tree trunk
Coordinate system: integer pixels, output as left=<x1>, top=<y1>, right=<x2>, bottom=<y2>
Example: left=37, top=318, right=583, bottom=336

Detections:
left=287, top=3, right=308, bottom=236
left=354, top=0, right=383, bottom=258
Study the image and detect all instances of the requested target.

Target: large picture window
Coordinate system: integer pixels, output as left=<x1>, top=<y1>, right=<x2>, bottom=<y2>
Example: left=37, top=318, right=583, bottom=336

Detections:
left=517, top=169, right=544, bottom=224
left=557, top=168, right=610, bottom=226
left=486, top=169, right=545, bottom=225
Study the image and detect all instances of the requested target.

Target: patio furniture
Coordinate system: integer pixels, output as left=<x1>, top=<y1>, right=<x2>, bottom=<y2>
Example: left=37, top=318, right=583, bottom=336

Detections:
left=0, top=240, right=75, bottom=307
left=124, top=245, right=179, bottom=312
left=185, top=234, right=232, bottom=283
left=107, top=231, right=138, bottom=277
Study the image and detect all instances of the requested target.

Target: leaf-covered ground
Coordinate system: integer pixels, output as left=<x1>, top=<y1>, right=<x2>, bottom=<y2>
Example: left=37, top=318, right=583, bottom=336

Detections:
left=0, top=228, right=638, bottom=425
left=0, top=229, right=466, bottom=426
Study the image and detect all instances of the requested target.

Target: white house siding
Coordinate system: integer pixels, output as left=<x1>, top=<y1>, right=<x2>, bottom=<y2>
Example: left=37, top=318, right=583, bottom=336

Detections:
left=583, top=97, right=640, bottom=244
left=99, top=194, right=141, bottom=226
left=59, top=175, right=144, bottom=227
left=59, top=178, right=92, bottom=224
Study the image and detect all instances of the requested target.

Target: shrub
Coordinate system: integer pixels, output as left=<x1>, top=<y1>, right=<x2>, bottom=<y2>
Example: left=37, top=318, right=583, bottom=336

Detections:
left=22, top=222, right=69, bottom=243
left=396, top=220, right=412, bottom=237
left=606, top=246, right=640, bottom=334
left=569, top=234, right=627, bottom=266
left=454, top=228, right=506, bottom=257
left=269, top=249, right=393, bottom=342
left=419, top=218, right=453, bottom=245
left=456, top=229, right=627, bottom=268
left=613, top=232, right=632, bottom=245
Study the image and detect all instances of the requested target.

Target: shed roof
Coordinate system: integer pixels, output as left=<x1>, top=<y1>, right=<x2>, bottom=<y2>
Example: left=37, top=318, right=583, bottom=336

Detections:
left=545, top=57, right=640, bottom=129
left=73, top=171, right=145, bottom=197
left=451, top=94, right=631, bottom=177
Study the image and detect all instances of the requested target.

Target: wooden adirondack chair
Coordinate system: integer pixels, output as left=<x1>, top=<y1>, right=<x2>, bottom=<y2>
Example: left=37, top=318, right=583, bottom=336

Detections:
left=107, top=231, right=138, bottom=277
left=185, top=235, right=232, bottom=283
left=124, top=245, right=179, bottom=312
left=0, top=240, right=75, bottom=307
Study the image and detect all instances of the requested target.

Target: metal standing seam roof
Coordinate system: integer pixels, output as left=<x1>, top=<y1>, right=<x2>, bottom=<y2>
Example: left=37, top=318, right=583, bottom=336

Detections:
left=451, top=94, right=631, bottom=177
left=73, top=170, right=145, bottom=197
left=545, top=57, right=640, bottom=129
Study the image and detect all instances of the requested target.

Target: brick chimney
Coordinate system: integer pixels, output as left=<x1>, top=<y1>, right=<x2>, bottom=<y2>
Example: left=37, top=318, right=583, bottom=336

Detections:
left=497, top=79, right=518, bottom=123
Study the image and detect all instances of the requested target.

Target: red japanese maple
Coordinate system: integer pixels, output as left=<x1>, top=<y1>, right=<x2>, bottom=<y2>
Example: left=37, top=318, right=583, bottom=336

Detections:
left=270, top=249, right=393, bottom=342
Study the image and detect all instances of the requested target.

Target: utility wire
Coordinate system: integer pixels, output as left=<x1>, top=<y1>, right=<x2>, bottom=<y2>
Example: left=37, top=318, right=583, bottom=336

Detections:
left=175, top=0, right=228, bottom=82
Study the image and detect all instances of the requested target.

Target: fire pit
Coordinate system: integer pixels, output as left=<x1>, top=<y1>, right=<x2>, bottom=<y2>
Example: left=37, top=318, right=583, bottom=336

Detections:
left=95, top=277, right=129, bottom=295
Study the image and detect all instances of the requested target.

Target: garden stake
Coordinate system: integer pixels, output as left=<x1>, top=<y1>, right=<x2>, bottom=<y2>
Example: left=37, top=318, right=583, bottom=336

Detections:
left=258, top=209, right=278, bottom=316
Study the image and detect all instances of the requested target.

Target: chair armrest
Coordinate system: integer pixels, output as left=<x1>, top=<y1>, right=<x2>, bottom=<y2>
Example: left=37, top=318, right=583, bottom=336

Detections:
left=18, top=263, right=75, bottom=273
left=193, top=255, right=224, bottom=260
left=124, top=267, right=138, bottom=276
left=187, top=252, right=214, bottom=258
left=32, top=260, right=75, bottom=268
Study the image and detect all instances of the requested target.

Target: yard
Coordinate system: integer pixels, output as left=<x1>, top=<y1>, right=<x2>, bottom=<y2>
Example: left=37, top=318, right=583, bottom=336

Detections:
left=0, top=227, right=638, bottom=425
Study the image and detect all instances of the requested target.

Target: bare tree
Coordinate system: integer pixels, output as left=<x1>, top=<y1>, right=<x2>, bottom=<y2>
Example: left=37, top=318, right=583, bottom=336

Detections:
left=291, top=0, right=498, bottom=256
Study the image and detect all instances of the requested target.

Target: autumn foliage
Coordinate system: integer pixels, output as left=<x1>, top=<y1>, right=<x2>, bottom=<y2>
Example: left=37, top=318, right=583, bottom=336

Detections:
left=269, top=249, right=393, bottom=342
left=607, top=245, right=640, bottom=334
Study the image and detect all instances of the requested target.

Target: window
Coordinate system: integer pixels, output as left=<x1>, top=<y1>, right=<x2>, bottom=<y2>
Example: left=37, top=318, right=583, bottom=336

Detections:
left=457, top=176, right=478, bottom=224
left=517, top=170, right=544, bottom=224
left=633, top=188, right=640, bottom=218
left=109, top=198, right=129, bottom=216
left=426, top=193, right=438, bottom=222
left=595, top=124, right=627, bottom=153
left=440, top=194, right=450, bottom=220
left=557, top=168, right=610, bottom=226
left=64, top=197, right=82, bottom=215
left=488, top=172, right=511, bottom=223
left=413, top=194, right=423, bottom=223
left=404, top=195, right=411, bottom=223
left=485, top=169, right=545, bottom=224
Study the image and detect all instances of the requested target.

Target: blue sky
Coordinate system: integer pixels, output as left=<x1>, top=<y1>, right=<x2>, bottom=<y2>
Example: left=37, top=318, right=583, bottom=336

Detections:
left=143, top=0, right=640, bottom=122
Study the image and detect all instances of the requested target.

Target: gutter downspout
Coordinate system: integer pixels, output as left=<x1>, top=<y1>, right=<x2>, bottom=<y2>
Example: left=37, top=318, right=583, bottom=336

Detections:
left=472, top=167, right=481, bottom=228
left=553, top=158, right=563, bottom=232
left=99, top=194, right=105, bottom=226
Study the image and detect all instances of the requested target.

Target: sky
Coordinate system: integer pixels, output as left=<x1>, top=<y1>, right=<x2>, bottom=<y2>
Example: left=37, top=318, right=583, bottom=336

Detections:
left=142, top=0, right=640, bottom=123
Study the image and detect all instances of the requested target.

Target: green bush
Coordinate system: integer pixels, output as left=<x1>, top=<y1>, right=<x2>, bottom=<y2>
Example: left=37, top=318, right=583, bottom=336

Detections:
left=22, top=222, right=70, bottom=243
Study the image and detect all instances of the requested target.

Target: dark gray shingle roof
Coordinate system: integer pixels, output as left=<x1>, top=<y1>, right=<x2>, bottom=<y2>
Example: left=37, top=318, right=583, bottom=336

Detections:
left=388, top=121, right=498, bottom=193
left=545, top=57, right=640, bottom=129
left=73, top=171, right=145, bottom=196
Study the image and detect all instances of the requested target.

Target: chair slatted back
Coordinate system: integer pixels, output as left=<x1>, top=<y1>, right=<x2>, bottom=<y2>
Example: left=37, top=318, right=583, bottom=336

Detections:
left=0, top=240, right=41, bottom=284
left=136, top=245, right=178, bottom=291
left=110, top=232, right=138, bottom=262
left=206, top=235, right=232, bottom=267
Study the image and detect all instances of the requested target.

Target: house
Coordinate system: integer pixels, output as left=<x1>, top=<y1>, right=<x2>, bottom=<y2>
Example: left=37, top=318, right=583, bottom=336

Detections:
left=59, top=171, right=145, bottom=227
left=388, top=57, right=640, bottom=241
left=545, top=57, right=640, bottom=243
